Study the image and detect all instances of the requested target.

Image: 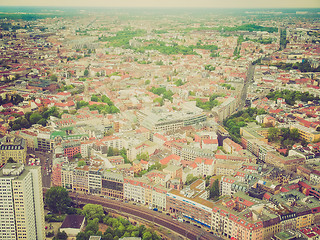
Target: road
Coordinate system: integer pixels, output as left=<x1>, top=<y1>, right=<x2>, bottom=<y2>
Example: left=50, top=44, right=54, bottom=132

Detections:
left=28, top=149, right=53, bottom=188
left=68, top=192, right=222, bottom=240
left=238, top=63, right=255, bottom=110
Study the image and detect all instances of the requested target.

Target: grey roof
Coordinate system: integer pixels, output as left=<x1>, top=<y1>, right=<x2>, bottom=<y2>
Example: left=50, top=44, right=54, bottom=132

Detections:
left=60, top=215, right=85, bottom=229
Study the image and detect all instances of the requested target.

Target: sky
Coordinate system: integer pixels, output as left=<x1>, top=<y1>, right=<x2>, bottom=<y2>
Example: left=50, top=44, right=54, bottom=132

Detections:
left=0, top=0, right=319, bottom=8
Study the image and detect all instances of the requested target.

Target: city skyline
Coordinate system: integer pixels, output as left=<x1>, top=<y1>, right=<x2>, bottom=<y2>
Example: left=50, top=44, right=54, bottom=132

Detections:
left=0, top=0, right=319, bottom=8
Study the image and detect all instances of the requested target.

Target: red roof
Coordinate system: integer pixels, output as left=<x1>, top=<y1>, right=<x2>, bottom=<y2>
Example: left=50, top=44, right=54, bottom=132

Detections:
left=263, top=192, right=271, bottom=200
left=202, top=139, right=218, bottom=144
left=57, top=91, right=71, bottom=96
left=160, top=154, right=180, bottom=165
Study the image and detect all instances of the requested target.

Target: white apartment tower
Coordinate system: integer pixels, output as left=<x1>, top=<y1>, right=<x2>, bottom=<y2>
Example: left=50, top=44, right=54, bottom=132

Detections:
left=0, top=163, right=45, bottom=240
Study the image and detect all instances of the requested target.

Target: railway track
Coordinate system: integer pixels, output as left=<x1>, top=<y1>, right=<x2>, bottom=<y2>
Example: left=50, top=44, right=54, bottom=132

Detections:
left=68, top=192, right=221, bottom=240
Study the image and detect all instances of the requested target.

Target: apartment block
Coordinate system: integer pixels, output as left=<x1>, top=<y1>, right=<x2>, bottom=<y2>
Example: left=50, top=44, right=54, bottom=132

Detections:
left=0, top=163, right=45, bottom=240
left=0, top=136, right=27, bottom=165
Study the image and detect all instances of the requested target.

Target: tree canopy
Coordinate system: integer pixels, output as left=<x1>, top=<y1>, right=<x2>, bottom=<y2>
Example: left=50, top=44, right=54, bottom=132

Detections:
left=209, top=179, right=220, bottom=200
left=195, top=94, right=221, bottom=111
left=45, top=186, right=71, bottom=214
left=267, top=89, right=319, bottom=106
left=83, top=204, right=104, bottom=221
left=223, top=108, right=266, bottom=143
left=268, top=127, right=300, bottom=150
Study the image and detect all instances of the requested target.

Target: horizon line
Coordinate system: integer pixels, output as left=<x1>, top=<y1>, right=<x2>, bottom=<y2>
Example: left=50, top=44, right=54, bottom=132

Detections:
left=0, top=6, right=320, bottom=9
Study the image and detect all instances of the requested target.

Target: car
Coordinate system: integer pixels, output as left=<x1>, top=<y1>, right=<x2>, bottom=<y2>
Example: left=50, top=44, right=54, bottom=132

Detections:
left=166, top=213, right=170, bottom=216
left=158, top=210, right=162, bottom=213
left=125, top=201, right=128, bottom=203
left=133, top=203, right=136, bottom=205
left=186, top=220, right=190, bottom=224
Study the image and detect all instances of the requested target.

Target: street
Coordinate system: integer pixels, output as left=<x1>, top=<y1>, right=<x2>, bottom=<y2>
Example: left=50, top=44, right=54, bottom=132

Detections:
left=27, top=149, right=53, bottom=188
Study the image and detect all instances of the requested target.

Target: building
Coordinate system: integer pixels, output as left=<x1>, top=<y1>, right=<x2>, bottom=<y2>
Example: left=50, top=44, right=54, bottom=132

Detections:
left=166, top=187, right=213, bottom=228
left=0, top=136, right=27, bottom=165
left=37, top=132, right=54, bottom=152
left=88, top=166, right=102, bottom=194
left=139, top=108, right=206, bottom=132
left=123, top=177, right=148, bottom=204
left=291, top=124, right=320, bottom=143
left=220, top=176, right=248, bottom=196
left=60, top=215, right=85, bottom=237
left=223, top=138, right=243, bottom=154
left=73, top=166, right=89, bottom=193
left=212, top=97, right=237, bottom=123
left=212, top=193, right=264, bottom=240
left=265, top=151, right=305, bottom=171
left=101, top=172, right=123, bottom=199
left=0, top=163, right=45, bottom=240
left=63, top=141, right=81, bottom=159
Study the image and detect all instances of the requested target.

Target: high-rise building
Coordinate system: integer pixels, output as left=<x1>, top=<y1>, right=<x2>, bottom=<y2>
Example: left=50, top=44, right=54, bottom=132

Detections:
left=0, top=163, right=45, bottom=240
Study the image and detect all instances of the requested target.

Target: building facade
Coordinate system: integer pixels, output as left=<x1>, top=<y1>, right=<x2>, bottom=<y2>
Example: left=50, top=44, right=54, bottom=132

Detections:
left=0, top=164, right=45, bottom=240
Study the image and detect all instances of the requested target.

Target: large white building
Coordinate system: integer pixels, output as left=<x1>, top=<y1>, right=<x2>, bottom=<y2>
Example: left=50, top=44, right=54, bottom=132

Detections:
left=0, top=163, right=45, bottom=240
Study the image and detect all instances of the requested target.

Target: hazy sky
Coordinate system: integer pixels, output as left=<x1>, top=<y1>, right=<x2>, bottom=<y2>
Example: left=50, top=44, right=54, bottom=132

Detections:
left=0, top=0, right=319, bottom=8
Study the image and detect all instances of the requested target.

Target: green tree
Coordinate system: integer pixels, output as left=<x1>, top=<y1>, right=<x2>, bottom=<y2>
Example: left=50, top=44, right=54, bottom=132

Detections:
left=209, top=179, right=220, bottom=200
left=83, top=204, right=104, bottom=221
left=84, top=69, right=89, bottom=77
left=120, top=148, right=130, bottom=164
left=153, top=97, right=163, bottom=106
left=104, top=233, right=113, bottom=240
left=55, top=231, right=68, bottom=240
left=185, top=174, right=198, bottom=185
left=107, top=147, right=114, bottom=157
left=73, top=153, right=82, bottom=159
left=136, top=152, right=149, bottom=161
left=85, top=218, right=99, bottom=234
left=174, top=79, right=184, bottom=86
left=290, top=128, right=300, bottom=141
left=268, top=127, right=280, bottom=142
left=45, top=187, right=71, bottom=214
left=29, top=112, right=42, bottom=124
left=11, top=124, right=21, bottom=130
left=76, top=232, right=89, bottom=240
left=37, top=118, right=47, bottom=126
left=50, top=74, right=58, bottom=82
left=142, top=231, right=153, bottom=240
left=138, top=225, right=146, bottom=237
left=91, top=95, right=99, bottom=102
left=20, top=118, right=30, bottom=128
left=77, top=160, right=86, bottom=167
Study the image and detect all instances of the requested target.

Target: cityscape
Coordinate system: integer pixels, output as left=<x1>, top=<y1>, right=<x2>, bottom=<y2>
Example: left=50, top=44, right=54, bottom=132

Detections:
left=0, top=3, right=320, bottom=240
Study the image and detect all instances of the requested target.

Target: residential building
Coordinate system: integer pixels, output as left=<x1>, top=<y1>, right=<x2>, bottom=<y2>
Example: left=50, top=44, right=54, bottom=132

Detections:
left=0, top=136, right=27, bottom=165
left=0, top=163, right=45, bottom=240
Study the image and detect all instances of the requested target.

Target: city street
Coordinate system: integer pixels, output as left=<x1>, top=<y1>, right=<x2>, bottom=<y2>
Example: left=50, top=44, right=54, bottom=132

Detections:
left=27, top=149, right=53, bottom=188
